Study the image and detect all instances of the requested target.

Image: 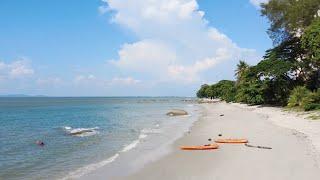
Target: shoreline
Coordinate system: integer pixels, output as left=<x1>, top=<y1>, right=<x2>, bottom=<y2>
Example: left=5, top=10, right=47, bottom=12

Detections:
left=112, top=102, right=320, bottom=180
left=76, top=103, right=201, bottom=180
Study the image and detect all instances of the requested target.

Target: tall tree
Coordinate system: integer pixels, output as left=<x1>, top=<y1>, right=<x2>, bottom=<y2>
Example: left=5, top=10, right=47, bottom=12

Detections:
left=235, top=60, right=249, bottom=82
left=302, top=18, right=320, bottom=89
left=261, top=0, right=320, bottom=44
left=196, top=84, right=209, bottom=98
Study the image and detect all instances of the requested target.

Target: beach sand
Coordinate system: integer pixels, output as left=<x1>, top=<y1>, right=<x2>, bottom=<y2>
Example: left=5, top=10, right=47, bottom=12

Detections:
left=83, top=102, right=320, bottom=180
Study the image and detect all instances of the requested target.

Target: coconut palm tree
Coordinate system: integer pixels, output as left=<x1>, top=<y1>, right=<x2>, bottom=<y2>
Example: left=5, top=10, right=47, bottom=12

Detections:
left=235, top=60, right=249, bottom=81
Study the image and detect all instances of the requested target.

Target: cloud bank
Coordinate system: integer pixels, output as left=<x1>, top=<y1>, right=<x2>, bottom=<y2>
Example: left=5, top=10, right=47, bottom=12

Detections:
left=102, top=0, right=258, bottom=84
left=1, top=1, right=265, bottom=96
left=0, top=59, right=34, bottom=80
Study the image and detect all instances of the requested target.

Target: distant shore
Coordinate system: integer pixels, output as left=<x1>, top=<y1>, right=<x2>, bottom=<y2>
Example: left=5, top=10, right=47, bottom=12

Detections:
left=101, top=101, right=320, bottom=180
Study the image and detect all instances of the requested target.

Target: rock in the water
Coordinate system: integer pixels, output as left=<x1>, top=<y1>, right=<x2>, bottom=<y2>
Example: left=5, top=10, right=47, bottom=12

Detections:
left=166, top=109, right=188, bottom=116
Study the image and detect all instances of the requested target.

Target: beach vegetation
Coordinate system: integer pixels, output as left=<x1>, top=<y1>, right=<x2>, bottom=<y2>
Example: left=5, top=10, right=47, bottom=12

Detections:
left=196, top=0, right=320, bottom=112
left=235, top=82, right=265, bottom=105
left=261, top=0, right=320, bottom=44
left=303, top=89, right=320, bottom=111
left=235, top=60, right=249, bottom=83
left=213, top=80, right=237, bottom=102
left=287, top=86, right=320, bottom=111
left=234, top=65, right=265, bottom=105
left=287, top=86, right=313, bottom=107
left=197, top=80, right=236, bottom=102
left=196, top=84, right=210, bottom=98
left=307, top=114, right=320, bottom=120
left=205, top=86, right=215, bottom=99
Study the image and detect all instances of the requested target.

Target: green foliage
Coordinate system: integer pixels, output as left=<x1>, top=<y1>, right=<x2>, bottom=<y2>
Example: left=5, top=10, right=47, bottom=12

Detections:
left=304, top=89, right=320, bottom=111
left=304, top=103, right=320, bottom=111
left=235, top=80, right=265, bottom=105
left=302, top=18, right=320, bottom=65
left=235, top=60, right=249, bottom=82
left=308, top=114, right=320, bottom=120
left=288, top=87, right=320, bottom=111
left=205, top=87, right=215, bottom=99
left=254, top=57, right=295, bottom=105
left=287, top=86, right=312, bottom=107
left=301, top=18, right=320, bottom=90
left=196, top=0, right=320, bottom=112
left=215, top=80, right=237, bottom=102
left=261, top=0, right=320, bottom=44
left=306, top=71, right=320, bottom=91
left=313, top=89, right=320, bottom=102
left=196, top=80, right=236, bottom=102
left=196, top=84, right=209, bottom=98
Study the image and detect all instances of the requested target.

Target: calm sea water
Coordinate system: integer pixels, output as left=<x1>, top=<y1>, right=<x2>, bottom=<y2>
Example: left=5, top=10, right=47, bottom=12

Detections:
left=0, top=97, right=198, bottom=180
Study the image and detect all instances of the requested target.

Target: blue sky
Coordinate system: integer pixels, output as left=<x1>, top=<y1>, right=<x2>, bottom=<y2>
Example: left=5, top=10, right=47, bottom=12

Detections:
left=0, top=0, right=271, bottom=96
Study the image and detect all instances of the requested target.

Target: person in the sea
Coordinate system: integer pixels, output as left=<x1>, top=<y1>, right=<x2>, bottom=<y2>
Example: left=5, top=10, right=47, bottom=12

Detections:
left=35, top=140, right=45, bottom=146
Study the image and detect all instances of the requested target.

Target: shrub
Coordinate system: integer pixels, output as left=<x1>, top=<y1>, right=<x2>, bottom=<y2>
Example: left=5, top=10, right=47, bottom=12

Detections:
left=304, top=103, right=320, bottom=111
left=304, top=89, right=320, bottom=111
left=287, top=86, right=312, bottom=107
left=288, top=87, right=320, bottom=111
left=312, top=89, right=320, bottom=102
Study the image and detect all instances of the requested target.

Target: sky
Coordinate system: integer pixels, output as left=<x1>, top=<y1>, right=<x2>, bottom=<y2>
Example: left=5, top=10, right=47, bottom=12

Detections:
left=0, top=0, right=272, bottom=97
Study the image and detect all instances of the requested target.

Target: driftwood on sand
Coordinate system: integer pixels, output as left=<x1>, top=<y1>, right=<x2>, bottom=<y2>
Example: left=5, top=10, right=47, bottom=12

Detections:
left=245, top=143, right=272, bottom=149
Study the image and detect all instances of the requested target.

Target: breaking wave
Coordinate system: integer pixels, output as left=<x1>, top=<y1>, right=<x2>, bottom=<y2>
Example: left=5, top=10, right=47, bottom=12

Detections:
left=62, top=126, right=162, bottom=179
left=61, top=153, right=119, bottom=180
left=63, top=126, right=99, bottom=137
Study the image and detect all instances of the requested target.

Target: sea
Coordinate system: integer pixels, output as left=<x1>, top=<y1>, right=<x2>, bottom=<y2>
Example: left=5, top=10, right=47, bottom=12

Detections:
left=0, top=97, right=199, bottom=180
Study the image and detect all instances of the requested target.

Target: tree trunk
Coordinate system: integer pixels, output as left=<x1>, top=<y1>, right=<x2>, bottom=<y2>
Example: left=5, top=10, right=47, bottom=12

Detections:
left=316, top=69, right=320, bottom=89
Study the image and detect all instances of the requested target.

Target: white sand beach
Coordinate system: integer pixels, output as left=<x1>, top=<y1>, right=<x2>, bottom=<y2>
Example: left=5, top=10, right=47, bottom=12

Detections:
left=82, top=102, right=320, bottom=180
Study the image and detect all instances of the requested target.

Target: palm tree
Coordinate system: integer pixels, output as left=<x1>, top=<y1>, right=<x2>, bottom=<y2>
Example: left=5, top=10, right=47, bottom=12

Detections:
left=235, top=60, right=249, bottom=81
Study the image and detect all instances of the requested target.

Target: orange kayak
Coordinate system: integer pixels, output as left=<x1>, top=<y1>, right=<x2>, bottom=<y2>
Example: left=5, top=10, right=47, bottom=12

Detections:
left=180, top=144, right=219, bottom=150
left=215, top=138, right=248, bottom=144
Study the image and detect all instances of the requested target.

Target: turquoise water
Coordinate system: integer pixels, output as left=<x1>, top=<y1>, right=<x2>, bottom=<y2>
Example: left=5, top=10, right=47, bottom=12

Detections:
left=0, top=97, right=198, bottom=179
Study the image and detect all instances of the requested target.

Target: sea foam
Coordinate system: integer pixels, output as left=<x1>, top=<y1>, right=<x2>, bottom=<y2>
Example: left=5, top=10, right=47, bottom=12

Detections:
left=61, top=153, right=119, bottom=180
left=63, top=126, right=99, bottom=137
left=62, top=126, right=162, bottom=179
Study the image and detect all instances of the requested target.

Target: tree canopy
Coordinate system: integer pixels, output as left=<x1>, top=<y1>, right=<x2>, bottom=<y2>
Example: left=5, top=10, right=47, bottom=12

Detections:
left=261, top=0, right=320, bottom=44
left=197, top=0, right=320, bottom=110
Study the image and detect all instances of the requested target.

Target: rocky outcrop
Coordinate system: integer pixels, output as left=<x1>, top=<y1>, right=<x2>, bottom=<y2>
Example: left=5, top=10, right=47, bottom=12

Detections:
left=166, top=109, right=188, bottom=116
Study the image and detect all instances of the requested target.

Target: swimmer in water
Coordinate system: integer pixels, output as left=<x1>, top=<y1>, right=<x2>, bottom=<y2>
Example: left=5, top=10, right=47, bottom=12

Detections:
left=35, top=140, right=45, bottom=146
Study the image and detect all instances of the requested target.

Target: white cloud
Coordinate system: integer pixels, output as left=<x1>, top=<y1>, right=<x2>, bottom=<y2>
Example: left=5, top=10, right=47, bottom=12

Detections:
left=98, top=5, right=109, bottom=14
left=36, top=77, right=62, bottom=86
left=0, top=59, right=34, bottom=79
left=103, top=0, right=200, bottom=31
left=167, top=57, right=220, bottom=83
left=111, top=77, right=141, bottom=85
left=73, top=74, right=140, bottom=87
left=111, top=39, right=177, bottom=75
left=74, top=74, right=96, bottom=84
left=249, top=0, right=270, bottom=8
left=103, top=0, right=259, bottom=84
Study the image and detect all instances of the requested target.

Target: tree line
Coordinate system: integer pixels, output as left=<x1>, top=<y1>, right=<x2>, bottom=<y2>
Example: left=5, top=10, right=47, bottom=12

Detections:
left=197, top=0, right=320, bottom=111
